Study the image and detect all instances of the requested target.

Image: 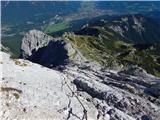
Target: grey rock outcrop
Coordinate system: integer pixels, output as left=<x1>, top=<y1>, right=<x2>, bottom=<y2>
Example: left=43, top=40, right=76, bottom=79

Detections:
left=20, top=30, right=53, bottom=58
left=109, top=14, right=160, bottom=43
left=67, top=63, right=160, bottom=120
left=20, top=30, right=86, bottom=67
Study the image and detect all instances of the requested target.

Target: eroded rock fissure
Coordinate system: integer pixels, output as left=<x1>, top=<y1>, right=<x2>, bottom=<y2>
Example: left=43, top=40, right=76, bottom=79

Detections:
left=60, top=73, right=88, bottom=120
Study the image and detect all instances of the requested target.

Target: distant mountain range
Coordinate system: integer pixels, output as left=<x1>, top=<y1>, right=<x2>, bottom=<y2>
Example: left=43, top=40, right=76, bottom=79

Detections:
left=101, top=14, right=160, bottom=44
left=64, top=14, right=160, bottom=76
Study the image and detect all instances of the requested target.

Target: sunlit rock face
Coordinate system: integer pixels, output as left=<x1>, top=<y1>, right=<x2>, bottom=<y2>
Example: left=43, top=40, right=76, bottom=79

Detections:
left=20, top=30, right=85, bottom=68
left=1, top=50, right=160, bottom=120
left=20, top=30, right=53, bottom=58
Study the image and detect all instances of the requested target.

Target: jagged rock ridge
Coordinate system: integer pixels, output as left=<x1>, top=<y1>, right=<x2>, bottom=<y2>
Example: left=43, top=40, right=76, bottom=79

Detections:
left=109, top=14, right=160, bottom=43
left=20, top=30, right=86, bottom=67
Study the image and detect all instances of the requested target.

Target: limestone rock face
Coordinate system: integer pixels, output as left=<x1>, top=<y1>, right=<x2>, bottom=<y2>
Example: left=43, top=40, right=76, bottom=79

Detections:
left=1, top=51, right=160, bottom=120
left=20, top=30, right=86, bottom=67
left=0, top=51, right=97, bottom=120
left=21, top=30, right=53, bottom=58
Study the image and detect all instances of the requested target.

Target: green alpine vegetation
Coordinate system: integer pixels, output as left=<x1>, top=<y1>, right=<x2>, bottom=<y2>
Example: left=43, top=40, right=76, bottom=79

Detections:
left=63, top=15, right=160, bottom=77
left=43, top=22, right=69, bottom=34
left=1, top=35, right=23, bottom=58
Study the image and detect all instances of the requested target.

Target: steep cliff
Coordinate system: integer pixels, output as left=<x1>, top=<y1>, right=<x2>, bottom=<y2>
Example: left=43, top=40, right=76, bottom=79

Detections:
left=20, top=30, right=86, bottom=68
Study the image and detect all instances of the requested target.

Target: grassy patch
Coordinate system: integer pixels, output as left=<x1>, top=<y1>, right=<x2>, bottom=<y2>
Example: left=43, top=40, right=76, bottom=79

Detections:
left=1, top=35, right=23, bottom=58
left=65, top=34, right=101, bottom=61
left=13, top=59, right=28, bottom=66
left=13, top=93, right=20, bottom=99
left=0, top=87, right=21, bottom=99
left=1, top=87, right=22, bottom=94
left=44, top=22, right=69, bottom=34
left=64, top=33, right=118, bottom=67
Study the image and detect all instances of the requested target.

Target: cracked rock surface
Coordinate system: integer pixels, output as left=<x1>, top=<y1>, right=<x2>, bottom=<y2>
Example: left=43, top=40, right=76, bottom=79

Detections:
left=0, top=51, right=97, bottom=120
left=0, top=52, right=160, bottom=120
left=1, top=50, right=160, bottom=120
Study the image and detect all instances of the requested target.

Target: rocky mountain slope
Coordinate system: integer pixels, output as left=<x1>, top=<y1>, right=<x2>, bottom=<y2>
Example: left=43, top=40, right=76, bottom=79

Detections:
left=1, top=14, right=160, bottom=120
left=63, top=15, right=160, bottom=77
left=74, top=14, right=160, bottom=44
left=108, top=14, right=160, bottom=43
left=1, top=47, right=160, bottom=120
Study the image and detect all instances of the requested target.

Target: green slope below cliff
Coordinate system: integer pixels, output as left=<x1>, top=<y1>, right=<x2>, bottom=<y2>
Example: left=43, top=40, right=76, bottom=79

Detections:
left=63, top=15, right=160, bottom=77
